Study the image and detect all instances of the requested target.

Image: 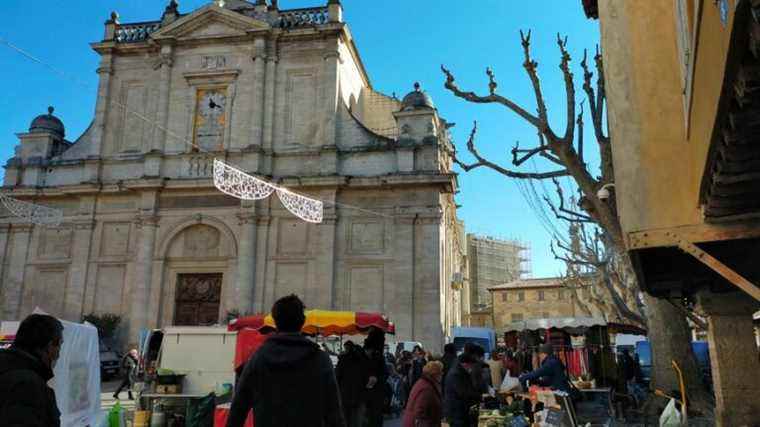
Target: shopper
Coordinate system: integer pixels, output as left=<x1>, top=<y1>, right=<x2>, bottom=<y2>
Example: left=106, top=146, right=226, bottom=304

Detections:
left=408, top=345, right=426, bottom=388
left=518, top=344, right=570, bottom=393
left=0, top=313, right=64, bottom=427
left=443, top=353, right=481, bottom=427
left=226, top=294, right=345, bottom=427
left=113, top=348, right=138, bottom=400
left=464, top=343, right=490, bottom=393
left=336, top=340, right=369, bottom=427
left=363, top=327, right=387, bottom=427
left=402, top=361, right=443, bottom=427
left=486, top=351, right=504, bottom=389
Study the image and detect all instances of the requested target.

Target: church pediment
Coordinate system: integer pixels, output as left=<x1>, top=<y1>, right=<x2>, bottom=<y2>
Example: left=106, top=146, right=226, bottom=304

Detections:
left=151, top=4, right=269, bottom=41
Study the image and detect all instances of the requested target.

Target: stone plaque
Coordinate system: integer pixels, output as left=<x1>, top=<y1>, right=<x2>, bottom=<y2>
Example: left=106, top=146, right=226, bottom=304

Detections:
left=183, top=225, right=221, bottom=258
left=38, top=228, right=72, bottom=259
left=101, top=223, right=130, bottom=257
left=349, top=221, right=385, bottom=254
left=348, top=266, right=383, bottom=312
left=94, top=265, right=126, bottom=314
left=287, top=71, right=318, bottom=146
left=274, top=262, right=307, bottom=300
left=277, top=219, right=308, bottom=255
left=201, top=55, right=227, bottom=69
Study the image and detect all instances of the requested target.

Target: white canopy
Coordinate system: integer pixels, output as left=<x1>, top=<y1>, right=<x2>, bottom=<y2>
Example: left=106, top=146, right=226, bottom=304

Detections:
left=503, top=316, right=607, bottom=334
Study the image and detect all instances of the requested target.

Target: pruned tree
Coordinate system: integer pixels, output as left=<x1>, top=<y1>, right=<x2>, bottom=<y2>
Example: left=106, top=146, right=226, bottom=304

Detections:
left=442, top=31, right=714, bottom=411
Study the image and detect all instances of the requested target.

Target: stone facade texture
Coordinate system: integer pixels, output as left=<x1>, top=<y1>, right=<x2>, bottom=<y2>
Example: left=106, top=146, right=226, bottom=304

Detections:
left=0, top=0, right=465, bottom=350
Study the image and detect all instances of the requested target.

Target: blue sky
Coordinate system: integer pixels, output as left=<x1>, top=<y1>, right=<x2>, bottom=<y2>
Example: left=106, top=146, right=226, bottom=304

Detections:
left=0, top=0, right=600, bottom=278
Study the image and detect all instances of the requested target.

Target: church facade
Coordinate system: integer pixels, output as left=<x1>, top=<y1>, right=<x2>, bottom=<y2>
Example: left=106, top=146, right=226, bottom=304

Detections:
left=0, top=0, right=465, bottom=350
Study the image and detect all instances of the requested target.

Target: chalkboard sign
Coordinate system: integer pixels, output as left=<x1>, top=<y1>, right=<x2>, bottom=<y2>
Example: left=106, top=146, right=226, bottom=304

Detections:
left=544, top=408, right=565, bottom=426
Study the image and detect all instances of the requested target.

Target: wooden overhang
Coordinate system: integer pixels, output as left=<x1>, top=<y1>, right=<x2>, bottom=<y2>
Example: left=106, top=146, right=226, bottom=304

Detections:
left=629, top=2, right=760, bottom=301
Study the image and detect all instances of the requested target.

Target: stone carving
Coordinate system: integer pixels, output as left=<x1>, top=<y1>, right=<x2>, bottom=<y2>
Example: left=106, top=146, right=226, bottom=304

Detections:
left=201, top=55, right=227, bottom=69
left=38, top=228, right=72, bottom=259
left=94, top=265, right=126, bottom=314
left=348, top=266, right=383, bottom=312
left=349, top=221, right=384, bottom=254
left=277, top=219, right=308, bottom=255
left=183, top=224, right=221, bottom=257
left=101, top=223, right=130, bottom=257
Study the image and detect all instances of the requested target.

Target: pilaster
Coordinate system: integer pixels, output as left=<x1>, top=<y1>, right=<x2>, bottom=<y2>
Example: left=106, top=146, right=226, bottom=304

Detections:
left=236, top=209, right=257, bottom=313
left=129, top=214, right=159, bottom=341
left=153, top=43, right=174, bottom=153
left=321, top=46, right=340, bottom=148
left=2, top=224, right=33, bottom=320
left=90, top=51, right=115, bottom=160
left=64, top=220, right=96, bottom=321
left=315, top=200, right=337, bottom=309
left=249, top=37, right=267, bottom=150
left=253, top=212, right=271, bottom=314
left=262, top=37, right=279, bottom=155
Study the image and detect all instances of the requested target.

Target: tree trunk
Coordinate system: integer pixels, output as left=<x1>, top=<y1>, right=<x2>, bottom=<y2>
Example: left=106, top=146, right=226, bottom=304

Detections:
left=644, top=293, right=714, bottom=414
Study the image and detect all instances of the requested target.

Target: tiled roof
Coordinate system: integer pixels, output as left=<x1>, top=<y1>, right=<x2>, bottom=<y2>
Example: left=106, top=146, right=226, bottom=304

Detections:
left=488, top=277, right=564, bottom=291
left=114, top=6, right=330, bottom=44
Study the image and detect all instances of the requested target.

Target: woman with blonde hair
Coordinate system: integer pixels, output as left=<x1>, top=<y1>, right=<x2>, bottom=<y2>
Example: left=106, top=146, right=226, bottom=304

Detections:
left=402, top=360, right=443, bottom=427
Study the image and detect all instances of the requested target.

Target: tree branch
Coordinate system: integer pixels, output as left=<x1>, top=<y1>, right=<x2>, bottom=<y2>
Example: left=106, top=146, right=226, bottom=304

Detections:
left=557, top=34, right=576, bottom=144
left=453, top=121, right=569, bottom=179
left=441, top=64, right=543, bottom=129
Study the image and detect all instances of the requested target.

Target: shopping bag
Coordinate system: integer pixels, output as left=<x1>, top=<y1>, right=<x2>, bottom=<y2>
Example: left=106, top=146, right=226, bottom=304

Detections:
left=107, top=402, right=125, bottom=427
left=659, top=398, right=681, bottom=427
left=500, top=370, right=520, bottom=392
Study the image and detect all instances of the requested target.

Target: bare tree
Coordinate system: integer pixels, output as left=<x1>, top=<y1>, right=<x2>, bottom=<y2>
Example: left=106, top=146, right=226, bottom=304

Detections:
left=442, top=31, right=713, bottom=411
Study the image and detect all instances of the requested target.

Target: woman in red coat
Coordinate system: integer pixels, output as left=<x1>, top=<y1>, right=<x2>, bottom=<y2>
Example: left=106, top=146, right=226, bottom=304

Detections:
left=402, top=360, right=443, bottom=427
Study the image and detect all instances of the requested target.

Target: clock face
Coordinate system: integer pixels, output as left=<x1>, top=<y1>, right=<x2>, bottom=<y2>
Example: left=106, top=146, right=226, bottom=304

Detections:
left=194, top=88, right=226, bottom=151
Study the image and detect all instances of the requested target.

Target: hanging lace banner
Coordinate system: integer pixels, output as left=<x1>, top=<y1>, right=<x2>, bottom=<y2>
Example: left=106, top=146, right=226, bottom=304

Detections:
left=277, top=189, right=324, bottom=223
left=0, top=193, right=63, bottom=227
left=213, top=159, right=275, bottom=200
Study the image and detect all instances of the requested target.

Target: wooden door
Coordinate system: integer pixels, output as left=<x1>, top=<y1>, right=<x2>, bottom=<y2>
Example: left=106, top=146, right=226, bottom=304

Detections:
left=173, top=273, right=223, bottom=326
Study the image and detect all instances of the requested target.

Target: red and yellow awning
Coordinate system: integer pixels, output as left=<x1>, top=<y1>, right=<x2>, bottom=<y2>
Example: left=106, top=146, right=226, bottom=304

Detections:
left=228, top=310, right=394, bottom=336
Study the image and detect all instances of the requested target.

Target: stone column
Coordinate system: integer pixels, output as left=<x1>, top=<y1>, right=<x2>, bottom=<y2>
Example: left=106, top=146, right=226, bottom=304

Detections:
left=249, top=37, right=266, bottom=147
left=262, top=38, right=279, bottom=154
left=253, top=215, right=271, bottom=314
left=315, top=202, right=337, bottom=309
left=236, top=210, right=257, bottom=314
left=153, top=44, right=174, bottom=152
left=414, top=212, right=443, bottom=351
left=321, top=45, right=340, bottom=148
left=129, top=215, right=159, bottom=342
left=64, top=220, right=95, bottom=321
left=0, top=224, right=10, bottom=294
left=697, top=291, right=760, bottom=427
left=392, top=214, right=416, bottom=342
left=2, top=224, right=32, bottom=319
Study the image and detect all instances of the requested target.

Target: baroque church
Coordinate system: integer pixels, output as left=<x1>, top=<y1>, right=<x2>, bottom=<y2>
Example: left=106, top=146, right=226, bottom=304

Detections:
left=0, top=0, right=466, bottom=350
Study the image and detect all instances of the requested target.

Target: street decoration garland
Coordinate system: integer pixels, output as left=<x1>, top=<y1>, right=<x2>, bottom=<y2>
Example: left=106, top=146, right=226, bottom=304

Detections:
left=213, top=159, right=323, bottom=223
left=0, top=193, right=63, bottom=227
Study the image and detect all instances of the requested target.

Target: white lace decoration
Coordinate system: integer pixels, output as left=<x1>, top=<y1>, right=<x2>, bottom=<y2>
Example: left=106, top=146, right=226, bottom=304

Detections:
left=213, top=159, right=323, bottom=223
left=0, top=193, right=63, bottom=227
left=213, top=159, right=275, bottom=200
left=276, top=188, right=324, bottom=223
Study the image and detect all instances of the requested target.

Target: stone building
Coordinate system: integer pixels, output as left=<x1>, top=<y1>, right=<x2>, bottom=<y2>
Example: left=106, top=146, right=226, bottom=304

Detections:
left=467, top=234, right=528, bottom=310
left=489, top=277, right=577, bottom=330
left=0, top=0, right=465, bottom=350
left=584, top=0, right=760, bottom=423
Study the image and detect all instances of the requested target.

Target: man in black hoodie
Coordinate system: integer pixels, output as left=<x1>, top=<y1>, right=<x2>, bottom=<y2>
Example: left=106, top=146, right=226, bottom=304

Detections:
left=0, top=313, right=64, bottom=427
left=227, top=294, right=345, bottom=427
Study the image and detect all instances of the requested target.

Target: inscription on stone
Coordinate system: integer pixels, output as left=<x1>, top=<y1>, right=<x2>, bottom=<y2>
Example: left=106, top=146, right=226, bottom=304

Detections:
left=201, top=55, right=227, bottom=69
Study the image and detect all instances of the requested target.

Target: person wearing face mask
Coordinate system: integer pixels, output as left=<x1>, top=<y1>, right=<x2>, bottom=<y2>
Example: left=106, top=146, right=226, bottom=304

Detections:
left=0, top=313, right=64, bottom=427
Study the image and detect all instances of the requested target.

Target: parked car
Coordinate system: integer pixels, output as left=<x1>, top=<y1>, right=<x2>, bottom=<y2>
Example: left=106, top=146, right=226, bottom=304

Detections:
left=100, top=343, right=121, bottom=380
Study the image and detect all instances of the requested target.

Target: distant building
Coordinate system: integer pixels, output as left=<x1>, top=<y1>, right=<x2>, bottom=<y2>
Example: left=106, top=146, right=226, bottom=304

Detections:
left=467, top=234, right=529, bottom=310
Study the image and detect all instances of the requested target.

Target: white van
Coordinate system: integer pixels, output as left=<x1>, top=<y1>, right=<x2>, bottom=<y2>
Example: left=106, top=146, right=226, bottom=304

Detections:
left=156, top=326, right=237, bottom=395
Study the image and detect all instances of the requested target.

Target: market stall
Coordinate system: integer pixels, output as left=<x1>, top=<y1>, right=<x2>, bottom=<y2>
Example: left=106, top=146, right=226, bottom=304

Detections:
left=495, top=317, right=646, bottom=426
left=215, top=310, right=396, bottom=427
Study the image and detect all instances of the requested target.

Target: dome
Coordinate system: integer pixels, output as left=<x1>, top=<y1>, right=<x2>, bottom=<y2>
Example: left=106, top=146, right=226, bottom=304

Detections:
left=29, top=106, right=65, bottom=138
left=400, top=82, right=435, bottom=111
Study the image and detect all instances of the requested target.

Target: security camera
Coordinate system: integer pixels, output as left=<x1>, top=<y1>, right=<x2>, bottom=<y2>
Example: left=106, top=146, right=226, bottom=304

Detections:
left=597, top=183, right=615, bottom=201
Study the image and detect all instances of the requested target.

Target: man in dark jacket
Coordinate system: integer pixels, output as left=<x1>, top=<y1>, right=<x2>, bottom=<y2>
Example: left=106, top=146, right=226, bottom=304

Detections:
left=0, top=313, right=64, bottom=427
left=335, top=341, right=369, bottom=427
left=443, top=353, right=481, bottom=427
left=226, top=294, right=345, bottom=427
left=518, top=344, right=570, bottom=393
left=362, top=328, right=387, bottom=427
left=114, top=348, right=138, bottom=400
left=441, top=343, right=457, bottom=397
